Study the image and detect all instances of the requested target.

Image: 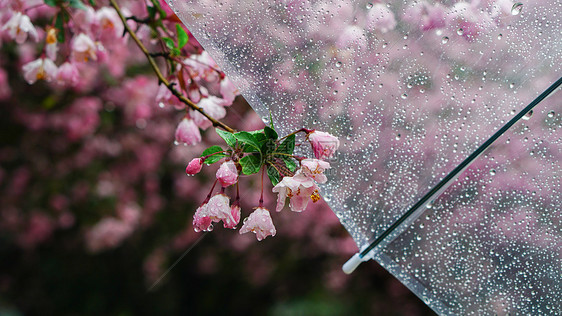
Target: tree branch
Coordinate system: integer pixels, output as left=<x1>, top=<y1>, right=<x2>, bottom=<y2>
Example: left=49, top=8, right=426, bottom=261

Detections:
left=109, top=0, right=235, bottom=133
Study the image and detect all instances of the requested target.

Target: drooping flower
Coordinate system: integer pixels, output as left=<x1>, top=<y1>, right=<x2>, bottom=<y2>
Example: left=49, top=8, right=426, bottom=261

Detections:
left=185, top=158, right=203, bottom=175
left=307, top=130, right=340, bottom=160
left=300, top=159, right=331, bottom=184
left=239, top=207, right=276, bottom=241
left=1, top=12, right=38, bottom=44
left=192, top=194, right=233, bottom=232
left=95, top=7, right=123, bottom=40
left=175, top=117, right=201, bottom=145
left=71, top=33, right=99, bottom=62
left=22, top=57, right=58, bottom=84
left=216, top=160, right=238, bottom=187
left=190, top=96, right=227, bottom=130
left=224, top=204, right=241, bottom=229
left=272, top=173, right=319, bottom=213
left=219, top=77, right=239, bottom=104
left=45, top=27, right=58, bottom=60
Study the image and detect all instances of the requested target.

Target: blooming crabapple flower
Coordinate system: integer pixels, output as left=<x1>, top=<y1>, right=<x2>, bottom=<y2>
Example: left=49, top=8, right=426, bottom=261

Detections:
left=71, top=33, right=99, bottom=62
left=216, top=160, right=238, bottom=187
left=272, top=173, right=320, bottom=213
left=1, top=12, right=38, bottom=44
left=190, top=96, right=227, bottom=130
left=219, top=77, right=239, bottom=104
left=239, top=207, right=276, bottom=241
left=56, top=62, right=80, bottom=87
left=45, top=27, right=58, bottom=60
left=22, top=57, right=57, bottom=84
left=224, top=204, right=241, bottom=229
left=174, top=117, right=201, bottom=146
left=95, top=7, right=124, bottom=39
left=192, top=194, right=234, bottom=232
left=185, top=158, right=204, bottom=175
left=300, top=159, right=331, bottom=184
left=307, top=130, right=340, bottom=160
left=155, top=81, right=183, bottom=109
left=366, top=4, right=397, bottom=33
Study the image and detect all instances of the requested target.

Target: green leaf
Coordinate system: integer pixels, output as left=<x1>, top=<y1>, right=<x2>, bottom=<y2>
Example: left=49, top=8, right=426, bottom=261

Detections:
left=264, top=126, right=278, bottom=140
left=216, top=128, right=237, bottom=148
left=88, top=0, right=96, bottom=6
left=283, top=157, right=297, bottom=172
left=239, top=155, right=262, bottom=175
left=276, top=134, right=295, bottom=154
left=44, top=0, right=57, bottom=6
left=200, top=146, right=227, bottom=165
left=170, top=47, right=181, bottom=57
left=54, top=12, right=65, bottom=43
left=176, top=24, right=189, bottom=49
left=162, top=37, right=175, bottom=50
left=261, top=138, right=276, bottom=155
left=269, top=111, right=275, bottom=129
left=235, top=131, right=261, bottom=153
left=267, top=164, right=280, bottom=186
left=68, top=0, right=87, bottom=10
left=147, top=5, right=157, bottom=19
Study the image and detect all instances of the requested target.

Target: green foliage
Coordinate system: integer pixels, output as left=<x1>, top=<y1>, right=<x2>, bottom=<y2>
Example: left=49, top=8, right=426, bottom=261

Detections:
left=68, top=0, right=87, bottom=10
left=239, top=155, right=261, bottom=175
left=234, top=131, right=261, bottom=153
left=176, top=24, right=189, bottom=49
left=200, top=146, right=227, bottom=165
left=264, top=126, right=278, bottom=140
left=54, top=12, right=67, bottom=43
left=276, top=134, right=295, bottom=154
left=216, top=128, right=237, bottom=147
left=267, top=164, right=280, bottom=186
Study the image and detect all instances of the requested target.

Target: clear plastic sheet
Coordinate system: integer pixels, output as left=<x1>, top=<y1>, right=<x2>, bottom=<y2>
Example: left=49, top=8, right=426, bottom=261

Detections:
left=169, top=0, right=562, bottom=313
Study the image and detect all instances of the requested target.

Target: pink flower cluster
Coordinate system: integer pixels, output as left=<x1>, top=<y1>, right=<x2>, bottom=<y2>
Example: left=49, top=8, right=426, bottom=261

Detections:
left=187, top=129, right=339, bottom=241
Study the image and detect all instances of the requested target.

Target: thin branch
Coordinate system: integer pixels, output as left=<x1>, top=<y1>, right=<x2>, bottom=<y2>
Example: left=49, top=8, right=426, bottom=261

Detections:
left=109, top=0, right=235, bottom=133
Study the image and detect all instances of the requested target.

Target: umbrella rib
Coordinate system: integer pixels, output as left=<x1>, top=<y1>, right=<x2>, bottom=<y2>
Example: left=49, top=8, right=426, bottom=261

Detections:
left=359, top=76, right=562, bottom=260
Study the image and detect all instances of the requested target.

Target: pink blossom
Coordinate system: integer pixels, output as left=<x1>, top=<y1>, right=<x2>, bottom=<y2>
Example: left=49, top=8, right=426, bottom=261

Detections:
left=95, top=7, right=123, bottom=40
left=224, top=204, right=241, bottom=229
left=272, top=173, right=319, bottom=213
left=190, top=96, right=227, bottom=130
left=71, top=33, right=99, bottom=62
left=174, top=117, right=201, bottom=145
left=239, top=207, right=276, bottom=241
left=307, top=130, right=339, bottom=159
left=216, top=160, right=238, bottom=187
left=56, top=61, right=80, bottom=87
left=185, top=158, right=203, bottom=175
left=1, top=12, right=38, bottom=44
left=45, top=27, right=58, bottom=60
left=155, top=82, right=182, bottom=109
left=366, top=4, right=396, bottom=33
left=300, top=159, right=331, bottom=184
left=192, top=194, right=233, bottom=232
left=22, top=57, right=57, bottom=84
left=219, top=77, right=239, bottom=104
left=85, top=217, right=134, bottom=252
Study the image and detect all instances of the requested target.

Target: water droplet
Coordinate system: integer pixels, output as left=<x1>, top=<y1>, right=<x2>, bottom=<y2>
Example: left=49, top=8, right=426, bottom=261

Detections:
left=522, top=110, right=533, bottom=120
left=401, top=93, right=408, bottom=99
left=173, top=140, right=180, bottom=146
left=547, top=111, right=555, bottom=118
left=511, top=3, right=523, bottom=15
left=497, top=33, right=503, bottom=40
left=366, top=2, right=373, bottom=9
left=335, top=61, right=342, bottom=68
left=490, top=169, right=496, bottom=176
left=456, top=28, right=464, bottom=35
left=441, top=36, right=449, bottom=44
left=509, top=83, right=515, bottom=89
left=158, top=102, right=165, bottom=108
left=395, top=133, right=401, bottom=140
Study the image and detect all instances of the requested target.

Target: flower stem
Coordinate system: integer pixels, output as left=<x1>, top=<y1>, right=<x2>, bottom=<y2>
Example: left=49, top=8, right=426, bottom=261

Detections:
left=259, top=165, right=265, bottom=207
left=108, top=0, right=235, bottom=133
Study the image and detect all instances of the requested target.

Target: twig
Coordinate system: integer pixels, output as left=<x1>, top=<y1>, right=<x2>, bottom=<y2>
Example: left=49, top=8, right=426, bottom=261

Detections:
left=109, top=0, right=235, bottom=133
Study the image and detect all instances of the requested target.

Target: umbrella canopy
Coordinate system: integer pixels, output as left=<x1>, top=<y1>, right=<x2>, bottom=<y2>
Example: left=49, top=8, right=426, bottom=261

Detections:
left=169, top=0, right=561, bottom=314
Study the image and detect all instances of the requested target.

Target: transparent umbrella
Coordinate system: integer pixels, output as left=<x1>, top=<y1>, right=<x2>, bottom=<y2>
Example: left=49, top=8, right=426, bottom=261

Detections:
left=169, top=0, right=561, bottom=314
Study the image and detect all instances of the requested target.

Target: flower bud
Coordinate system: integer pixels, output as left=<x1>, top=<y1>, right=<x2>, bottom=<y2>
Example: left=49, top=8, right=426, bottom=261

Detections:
left=185, top=158, right=203, bottom=175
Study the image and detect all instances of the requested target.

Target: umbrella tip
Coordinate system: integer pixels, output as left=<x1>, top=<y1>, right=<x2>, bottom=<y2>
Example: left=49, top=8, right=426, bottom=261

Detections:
left=342, top=253, right=363, bottom=274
